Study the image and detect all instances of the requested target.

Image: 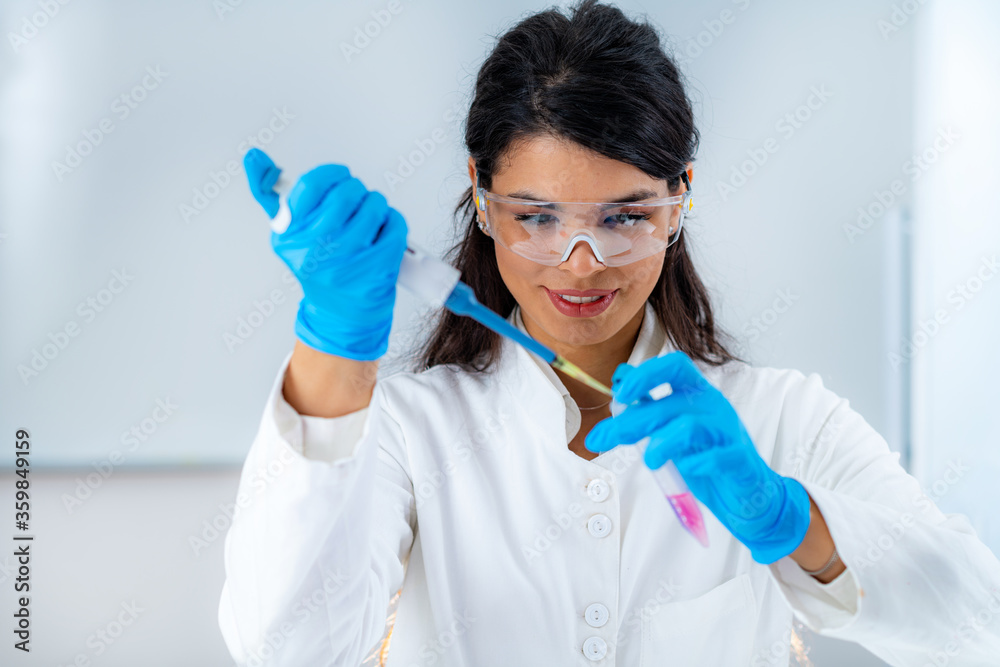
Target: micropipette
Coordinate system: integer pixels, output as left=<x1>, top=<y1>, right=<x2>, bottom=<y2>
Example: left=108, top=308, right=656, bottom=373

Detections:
left=267, top=174, right=612, bottom=396
left=268, top=170, right=708, bottom=547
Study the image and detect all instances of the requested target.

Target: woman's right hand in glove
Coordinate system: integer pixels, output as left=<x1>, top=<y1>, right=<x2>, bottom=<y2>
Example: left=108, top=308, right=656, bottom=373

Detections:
left=243, top=148, right=408, bottom=361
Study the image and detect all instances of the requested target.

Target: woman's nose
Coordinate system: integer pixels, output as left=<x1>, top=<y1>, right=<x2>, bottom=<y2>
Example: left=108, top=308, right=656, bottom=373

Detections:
left=561, top=238, right=606, bottom=274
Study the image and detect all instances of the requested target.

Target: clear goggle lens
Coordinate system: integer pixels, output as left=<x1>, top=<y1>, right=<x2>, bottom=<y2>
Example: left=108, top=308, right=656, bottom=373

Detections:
left=479, top=192, right=690, bottom=267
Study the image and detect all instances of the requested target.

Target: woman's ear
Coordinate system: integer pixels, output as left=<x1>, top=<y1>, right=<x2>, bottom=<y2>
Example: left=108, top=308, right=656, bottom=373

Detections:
left=468, top=156, right=490, bottom=236
left=467, top=156, right=482, bottom=210
left=468, top=156, right=482, bottom=208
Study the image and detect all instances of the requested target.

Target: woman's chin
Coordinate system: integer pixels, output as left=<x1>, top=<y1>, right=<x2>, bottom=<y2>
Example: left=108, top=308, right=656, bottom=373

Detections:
left=541, top=310, right=620, bottom=348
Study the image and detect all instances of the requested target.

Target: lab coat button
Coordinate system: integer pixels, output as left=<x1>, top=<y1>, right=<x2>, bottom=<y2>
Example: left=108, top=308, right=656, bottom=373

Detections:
left=584, top=602, right=609, bottom=627
left=587, top=514, right=611, bottom=538
left=582, top=636, right=608, bottom=660
left=586, top=478, right=610, bottom=502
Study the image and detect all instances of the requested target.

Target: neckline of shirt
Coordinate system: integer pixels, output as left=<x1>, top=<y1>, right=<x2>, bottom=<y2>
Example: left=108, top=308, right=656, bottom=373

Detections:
left=505, top=299, right=671, bottom=443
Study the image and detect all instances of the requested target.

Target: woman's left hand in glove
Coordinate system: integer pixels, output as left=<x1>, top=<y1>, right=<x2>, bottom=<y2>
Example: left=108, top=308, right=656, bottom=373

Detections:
left=584, top=351, right=812, bottom=564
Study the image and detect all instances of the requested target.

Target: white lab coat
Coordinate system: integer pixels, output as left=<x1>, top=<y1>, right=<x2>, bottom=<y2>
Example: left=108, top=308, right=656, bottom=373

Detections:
left=219, top=301, right=1000, bottom=666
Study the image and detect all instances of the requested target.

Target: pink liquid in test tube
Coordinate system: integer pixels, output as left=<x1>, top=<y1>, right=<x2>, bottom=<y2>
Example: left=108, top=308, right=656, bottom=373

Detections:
left=656, top=461, right=710, bottom=548
left=612, top=384, right=710, bottom=548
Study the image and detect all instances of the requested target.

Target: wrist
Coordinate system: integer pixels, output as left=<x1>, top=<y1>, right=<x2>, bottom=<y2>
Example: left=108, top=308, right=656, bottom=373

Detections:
left=295, top=301, right=392, bottom=361
left=747, top=476, right=812, bottom=565
left=284, top=339, right=378, bottom=417
left=789, top=491, right=848, bottom=582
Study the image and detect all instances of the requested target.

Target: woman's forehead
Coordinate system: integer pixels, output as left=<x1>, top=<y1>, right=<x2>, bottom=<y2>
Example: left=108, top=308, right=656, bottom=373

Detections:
left=493, top=134, right=667, bottom=201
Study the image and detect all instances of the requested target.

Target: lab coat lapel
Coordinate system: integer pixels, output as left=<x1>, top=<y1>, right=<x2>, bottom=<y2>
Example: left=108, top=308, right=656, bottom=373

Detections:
left=492, top=301, right=676, bottom=458
left=492, top=330, right=571, bottom=450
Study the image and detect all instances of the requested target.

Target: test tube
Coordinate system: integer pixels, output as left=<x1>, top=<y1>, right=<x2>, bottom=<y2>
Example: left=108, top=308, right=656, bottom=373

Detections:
left=611, top=383, right=710, bottom=548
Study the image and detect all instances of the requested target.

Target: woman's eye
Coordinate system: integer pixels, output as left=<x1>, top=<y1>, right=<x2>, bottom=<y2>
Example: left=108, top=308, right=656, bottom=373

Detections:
left=512, top=212, right=651, bottom=227
left=606, top=213, right=651, bottom=227
left=514, top=213, right=556, bottom=225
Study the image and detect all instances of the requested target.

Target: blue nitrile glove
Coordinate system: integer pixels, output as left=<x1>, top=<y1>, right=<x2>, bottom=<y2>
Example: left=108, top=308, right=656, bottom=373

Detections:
left=244, top=148, right=408, bottom=360
left=584, top=351, right=812, bottom=564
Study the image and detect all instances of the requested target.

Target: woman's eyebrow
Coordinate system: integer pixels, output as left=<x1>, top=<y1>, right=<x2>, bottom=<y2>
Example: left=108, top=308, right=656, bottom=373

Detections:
left=504, top=188, right=663, bottom=202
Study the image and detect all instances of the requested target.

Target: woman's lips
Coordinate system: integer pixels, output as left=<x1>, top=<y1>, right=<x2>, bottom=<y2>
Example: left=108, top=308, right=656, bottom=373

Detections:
left=546, top=288, right=615, bottom=297
left=544, top=287, right=618, bottom=318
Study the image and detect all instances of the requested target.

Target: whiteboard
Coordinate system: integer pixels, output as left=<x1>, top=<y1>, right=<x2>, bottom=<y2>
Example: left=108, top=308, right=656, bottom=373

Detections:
left=1, top=0, right=916, bottom=467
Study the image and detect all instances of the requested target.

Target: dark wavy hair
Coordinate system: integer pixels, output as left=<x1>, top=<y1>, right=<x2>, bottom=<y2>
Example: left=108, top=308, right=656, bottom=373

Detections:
left=414, top=0, right=742, bottom=373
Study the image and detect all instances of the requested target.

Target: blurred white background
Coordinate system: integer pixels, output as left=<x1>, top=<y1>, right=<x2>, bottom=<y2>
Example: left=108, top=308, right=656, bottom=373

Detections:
left=1, top=0, right=997, bottom=665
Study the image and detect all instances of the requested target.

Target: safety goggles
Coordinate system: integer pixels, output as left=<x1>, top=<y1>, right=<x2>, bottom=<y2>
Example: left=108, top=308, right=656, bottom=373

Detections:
left=474, top=171, right=693, bottom=267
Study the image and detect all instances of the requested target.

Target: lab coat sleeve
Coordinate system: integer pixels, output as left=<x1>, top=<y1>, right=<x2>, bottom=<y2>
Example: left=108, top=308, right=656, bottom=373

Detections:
left=300, top=410, right=370, bottom=462
left=218, top=351, right=416, bottom=666
left=766, top=370, right=1000, bottom=666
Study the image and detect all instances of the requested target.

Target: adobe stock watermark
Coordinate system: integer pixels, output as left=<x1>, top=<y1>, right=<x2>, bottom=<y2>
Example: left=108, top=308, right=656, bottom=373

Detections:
left=612, top=578, right=682, bottom=652
left=716, top=85, right=833, bottom=202
left=915, top=459, right=969, bottom=512
left=213, top=0, right=248, bottom=20
left=521, top=445, right=642, bottom=565
left=52, top=66, right=168, bottom=182
left=922, top=586, right=1000, bottom=666
left=413, top=406, right=511, bottom=510
left=54, top=600, right=144, bottom=667
left=238, top=567, right=350, bottom=666
left=0, top=556, right=15, bottom=587
left=508, top=576, right=674, bottom=657
left=348, top=302, right=442, bottom=395
left=7, top=0, right=75, bottom=55
left=383, top=98, right=465, bottom=192
left=222, top=217, right=410, bottom=353
left=887, top=254, right=997, bottom=370
left=223, top=270, right=302, bottom=353
left=179, top=107, right=294, bottom=223
left=751, top=620, right=812, bottom=667
left=521, top=502, right=585, bottom=565
left=674, top=0, right=752, bottom=66
left=340, top=0, right=416, bottom=63
left=843, top=126, right=960, bottom=244
left=404, top=610, right=476, bottom=666
left=604, top=436, right=644, bottom=476
left=785, top=404, right=849, bottom=478
left=17, top=268, right=135, bottom=386
left=877, top=0, right=929, bottom=40
left=854, top=458, right=968, bottom=573
left=61, top=398, right=179, bottom=514
left=189, top=444, right=296, bottom=557
left=742, top=288, right=799, bottom=344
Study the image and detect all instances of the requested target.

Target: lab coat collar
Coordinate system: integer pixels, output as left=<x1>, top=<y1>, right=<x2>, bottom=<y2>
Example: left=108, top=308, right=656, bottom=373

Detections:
left=497, top=300, right=673, bottom=453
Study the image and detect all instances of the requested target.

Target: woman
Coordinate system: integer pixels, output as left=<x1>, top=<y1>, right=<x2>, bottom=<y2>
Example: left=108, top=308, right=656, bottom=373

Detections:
left=218, top=2, right=1000, bottom=665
